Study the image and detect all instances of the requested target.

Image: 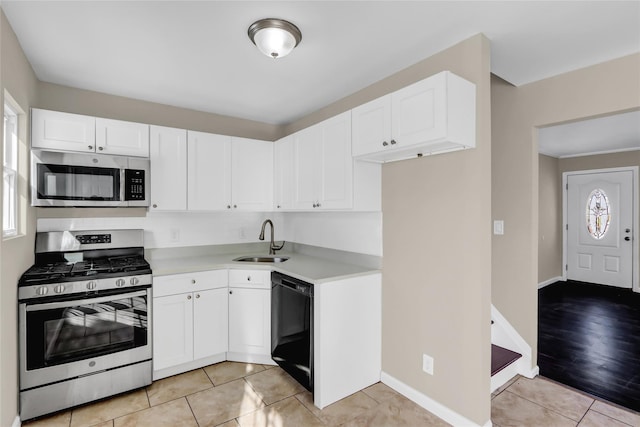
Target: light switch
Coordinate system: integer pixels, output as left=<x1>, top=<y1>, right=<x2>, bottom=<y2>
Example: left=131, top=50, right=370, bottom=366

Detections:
left=493, top=220, right=504, bottom=235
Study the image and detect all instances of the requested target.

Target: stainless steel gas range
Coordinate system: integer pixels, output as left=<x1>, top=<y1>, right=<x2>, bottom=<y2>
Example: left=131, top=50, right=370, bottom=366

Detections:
left=18, top=229, right=152, bottom=421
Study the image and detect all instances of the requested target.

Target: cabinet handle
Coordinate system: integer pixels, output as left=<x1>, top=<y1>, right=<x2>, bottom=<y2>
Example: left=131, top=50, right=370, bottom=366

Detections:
left=98, top=146, right=104, bottom=151
left=195, top=294, right=200, bottom=299
left=187, top=295, right=192, bottom=300
left=277, top=205, right=281, bottom=209
left=312, top=203, right=317, bottom=208
left=247, top=276, right=251, bottom=281
left=152, top=204, right=158, bottom=209
left=233, top=204, right=237, bottom=209
left=390, top=139, right=397, bottom=145
left=191, top=279, right=196, bottom=284
left=317, top=202, right=321, bottom=208
left=229, top=290, right=233, bottom=294
left=227, top=205, right=231, bottom=209
left=382, top=141, right=388, bottom=147
left=88, top=145, right=93, bottom=150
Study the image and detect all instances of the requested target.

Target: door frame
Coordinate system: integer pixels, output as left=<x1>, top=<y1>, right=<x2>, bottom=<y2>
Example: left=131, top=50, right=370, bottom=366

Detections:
left=562, top=166, right=639, bottom=292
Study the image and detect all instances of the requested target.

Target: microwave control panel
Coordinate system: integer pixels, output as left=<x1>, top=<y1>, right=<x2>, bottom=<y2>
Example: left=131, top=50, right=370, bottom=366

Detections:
left=124, top=169, right=146, bottom=201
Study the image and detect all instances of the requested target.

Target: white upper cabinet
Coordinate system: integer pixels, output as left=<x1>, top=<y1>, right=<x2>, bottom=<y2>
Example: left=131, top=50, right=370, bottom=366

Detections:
left=231, top=137, right=273, bottom=211
left=95, top=118, right=149, bottom=157
left=274, top=135, right=295, bottom=210
left=293, top=112, right=353, bottom=210
left=351, top=96, right=392, bottom=157
left=187, top=131, right=232, bottom=211
left=31, top=108, right=96, bottom=153
left=150, top=125, right=187, bottom=211
left=319, top=112, right=353, bottom=209
left=151, top=128, right=271, bottom=213
left=352, top=71, right=476, bottom=163
left=32, top=109, right=150, bottom=157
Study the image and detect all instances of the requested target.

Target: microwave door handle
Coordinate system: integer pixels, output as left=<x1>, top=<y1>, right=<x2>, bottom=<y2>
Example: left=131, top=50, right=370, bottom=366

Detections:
left=120, top=168, right=126, bottom=202
left=24, top=289, right=148, bottom=312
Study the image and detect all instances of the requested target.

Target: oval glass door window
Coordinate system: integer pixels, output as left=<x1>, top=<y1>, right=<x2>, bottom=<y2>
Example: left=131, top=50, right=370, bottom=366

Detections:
left=586, top=188, right=611, bottom=239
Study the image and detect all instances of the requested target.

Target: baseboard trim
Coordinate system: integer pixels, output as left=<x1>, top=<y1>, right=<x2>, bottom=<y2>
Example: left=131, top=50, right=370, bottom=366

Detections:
left=12, top=415, right=21, bottom=427
left=381, top=371, right=490, bottom=427
left=538, top=276, right=563, bottom=289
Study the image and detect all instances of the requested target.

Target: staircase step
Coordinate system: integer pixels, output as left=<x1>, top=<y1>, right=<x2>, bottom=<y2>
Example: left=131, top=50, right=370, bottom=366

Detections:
left=491, top=344, right=521, bottom=376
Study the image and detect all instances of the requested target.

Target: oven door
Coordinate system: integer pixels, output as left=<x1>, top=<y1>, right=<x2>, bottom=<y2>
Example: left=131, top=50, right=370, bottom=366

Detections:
left=19, top=288, right=152, bottom=390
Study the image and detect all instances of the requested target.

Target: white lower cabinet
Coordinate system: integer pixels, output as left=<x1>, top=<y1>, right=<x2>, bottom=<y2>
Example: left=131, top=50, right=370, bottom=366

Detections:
left=227, top=270, right=272, bottom=364
left=152, top=270, right=228, bottom=380
left=313, top=273, right=382, bottom=409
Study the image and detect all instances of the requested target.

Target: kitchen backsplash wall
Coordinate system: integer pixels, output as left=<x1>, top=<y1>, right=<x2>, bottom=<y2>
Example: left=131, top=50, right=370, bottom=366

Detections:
left=37, top=211, right=383, bottom=256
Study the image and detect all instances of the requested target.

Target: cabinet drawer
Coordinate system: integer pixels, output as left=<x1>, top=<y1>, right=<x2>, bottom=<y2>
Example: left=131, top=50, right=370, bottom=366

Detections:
left=228, top=269, right=271, bottom=289
left=154, top=270, right=227, bottom=297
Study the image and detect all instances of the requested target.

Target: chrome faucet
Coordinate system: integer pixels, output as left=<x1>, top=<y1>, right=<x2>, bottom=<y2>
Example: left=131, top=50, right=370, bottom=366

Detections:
left=259, top=219, right=285, bottom=255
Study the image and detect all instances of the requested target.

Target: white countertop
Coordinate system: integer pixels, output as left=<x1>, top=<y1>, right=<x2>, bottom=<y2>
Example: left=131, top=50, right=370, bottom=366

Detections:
left=147, top=246, right=380, bottom=285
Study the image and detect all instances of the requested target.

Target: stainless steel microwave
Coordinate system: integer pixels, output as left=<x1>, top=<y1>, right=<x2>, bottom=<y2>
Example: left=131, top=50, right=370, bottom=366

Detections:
left=31, top=149, right=150, bottom=207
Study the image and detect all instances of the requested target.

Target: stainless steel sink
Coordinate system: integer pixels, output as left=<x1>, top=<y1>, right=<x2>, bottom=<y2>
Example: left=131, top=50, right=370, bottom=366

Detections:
left=233, top=255, right=289, bottom=263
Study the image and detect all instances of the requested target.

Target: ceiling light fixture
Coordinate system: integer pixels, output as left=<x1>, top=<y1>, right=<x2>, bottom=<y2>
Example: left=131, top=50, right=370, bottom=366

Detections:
left=248, top=18, right=302, bottom=59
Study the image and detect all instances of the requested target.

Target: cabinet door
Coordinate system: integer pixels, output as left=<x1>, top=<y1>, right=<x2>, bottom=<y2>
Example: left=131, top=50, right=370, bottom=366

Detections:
left=231, top=137, right=273, bottom=211
left=293, top=127, right=321, bottom=210
left=31, top=108, right=96, bottom=153
left=193, top=288, right=228, bottom=360
left=95, top=118, right=149, bottom=157
left=150, top=125, right=187, bottom=211
left=153, top=293, right=194, bottom=370
left=187, top=131, right=232, bottom=211
left=228, top=288, right=270, bottom=355
left=319, top=111, right=353, bottom=210
left=391, top=73, right=446, bottom=148
left=274, top=135, right=295, bottom=211
left=351, top=96, right=391, bottom=157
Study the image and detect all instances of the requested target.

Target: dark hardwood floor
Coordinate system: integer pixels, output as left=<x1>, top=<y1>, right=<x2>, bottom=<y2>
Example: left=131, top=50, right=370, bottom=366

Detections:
left=538, top=280, right=640, bottom=412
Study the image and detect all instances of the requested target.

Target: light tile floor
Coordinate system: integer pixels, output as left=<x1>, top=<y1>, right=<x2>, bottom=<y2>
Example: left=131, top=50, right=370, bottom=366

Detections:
left=23, top=362, right=640, bottom=427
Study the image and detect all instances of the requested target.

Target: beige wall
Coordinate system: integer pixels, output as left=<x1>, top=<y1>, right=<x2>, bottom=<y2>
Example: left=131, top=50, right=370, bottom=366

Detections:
left=538, top=154, right=562, bottom=283
left=288, top=34, right=493, bottom=426
left=492, top=53, right=640, bottom=369
left=0, top=10, right=39, bottom=427
left=538, top=150, right=640, bottom=283
left=35, top=78, right=284, bottom=220
left=37, top=82, right=282, bottom=141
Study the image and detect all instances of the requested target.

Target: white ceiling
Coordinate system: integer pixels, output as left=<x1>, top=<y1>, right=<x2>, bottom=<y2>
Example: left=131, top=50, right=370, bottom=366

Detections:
left=2, top=1, right=640, bottom=134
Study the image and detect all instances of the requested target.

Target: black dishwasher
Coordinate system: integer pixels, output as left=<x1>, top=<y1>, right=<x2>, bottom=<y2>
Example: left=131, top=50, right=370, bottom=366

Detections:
left=271, top=271, right=314, bottom=391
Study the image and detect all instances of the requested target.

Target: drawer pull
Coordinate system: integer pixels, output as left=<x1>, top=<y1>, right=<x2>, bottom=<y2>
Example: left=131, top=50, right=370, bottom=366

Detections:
left=187, top=295, right=192, bottom=300
left=195, top=294, right=200, bottom=299
left=191, top=279, right=196, bottom=284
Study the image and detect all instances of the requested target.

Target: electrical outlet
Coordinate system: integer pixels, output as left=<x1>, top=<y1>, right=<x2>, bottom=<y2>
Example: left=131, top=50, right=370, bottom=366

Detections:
left=422, top=354, right=434, bottom=375
left=493, top=220, right=504, bottom=235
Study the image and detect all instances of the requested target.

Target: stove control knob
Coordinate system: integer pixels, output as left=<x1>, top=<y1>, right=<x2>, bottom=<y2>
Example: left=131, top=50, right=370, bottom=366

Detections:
left=86, top=281, right=97, bottom=290
left=54, top=285, right=65, bottom=294
left=36, top=286, right=49, bottom=296
left=130, top=277, right=139, bottom=286
left=115, top=278, right=126, bottom=287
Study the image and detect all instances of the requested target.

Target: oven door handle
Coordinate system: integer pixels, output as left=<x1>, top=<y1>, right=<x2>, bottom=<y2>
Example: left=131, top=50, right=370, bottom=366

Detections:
left=24, top=289, right=148, bottom=312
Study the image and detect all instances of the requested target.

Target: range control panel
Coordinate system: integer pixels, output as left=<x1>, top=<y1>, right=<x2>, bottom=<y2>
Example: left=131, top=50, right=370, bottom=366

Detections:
left=76, top=234, right=112, bottom=244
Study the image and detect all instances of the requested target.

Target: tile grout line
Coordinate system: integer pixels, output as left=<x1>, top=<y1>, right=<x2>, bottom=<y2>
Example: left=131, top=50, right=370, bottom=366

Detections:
left=293, top=393, right=328, bottom=425
left=183, top=395, right=202, bottom=427
left=588, top=408, right=636, bottom=427
left=502, top=390, right=586, bottom=425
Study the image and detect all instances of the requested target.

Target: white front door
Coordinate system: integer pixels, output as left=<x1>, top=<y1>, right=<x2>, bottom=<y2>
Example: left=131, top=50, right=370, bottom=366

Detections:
left=566, top=170, right=634, bottom=288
